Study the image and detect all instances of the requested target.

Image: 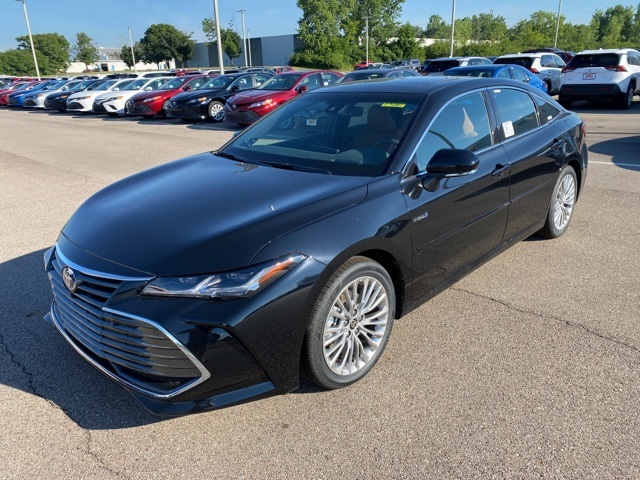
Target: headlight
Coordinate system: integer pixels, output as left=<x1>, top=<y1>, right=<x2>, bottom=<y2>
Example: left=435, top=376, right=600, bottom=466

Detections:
left=71, top=95, right=90, bottom=101
left=187, top=96, right=208, bottom=104
left=59, top=94, right=69, bottom=99
left=143, top=96, right=161, bottom=103
left=141, top=254, right=306, bottom=300
left=249, top=98, right=275, bottom=108
left=106, top=96, right=123, bottom=102
left=36, top=93, right=45, bottom=98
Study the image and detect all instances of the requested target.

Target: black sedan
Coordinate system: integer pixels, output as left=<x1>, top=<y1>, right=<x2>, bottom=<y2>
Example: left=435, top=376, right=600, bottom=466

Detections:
left=44, top=79, right=104, bottom=112
left=165, top=72, right=273, bottom=122
left=44, top=77, right=587, bottom=415
left=337, top=68, right=421, bottom=83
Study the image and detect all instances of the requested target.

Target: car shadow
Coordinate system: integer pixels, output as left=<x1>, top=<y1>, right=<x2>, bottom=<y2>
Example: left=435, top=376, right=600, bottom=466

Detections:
left=564, top=99, right=639, bottom=113
left=0, top=249, right=160, bottom=430
left=186, top=121, right=242, bottom=132
left=588, top=134, right=640, bottom=171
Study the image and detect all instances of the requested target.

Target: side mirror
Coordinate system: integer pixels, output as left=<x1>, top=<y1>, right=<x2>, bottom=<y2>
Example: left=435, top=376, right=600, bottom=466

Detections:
left=144, top=86, right=152, bottom=91
left=113, top=87, right=119, bottom=91
left=423, top=149, right=480, bottom=192
left=297, top=85, right=308, bottom=94
left=230, top=85, right=240, bottom=93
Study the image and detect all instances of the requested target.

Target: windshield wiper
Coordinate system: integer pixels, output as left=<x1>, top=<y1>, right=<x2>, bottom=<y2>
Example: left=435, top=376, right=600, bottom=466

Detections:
left=265, top=162, right=332, bottom=175
left=215, top=150, right=270, bottom=167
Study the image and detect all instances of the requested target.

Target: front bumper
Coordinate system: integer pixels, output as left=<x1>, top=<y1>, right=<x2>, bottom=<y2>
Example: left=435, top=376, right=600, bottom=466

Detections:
left=166, top=103, right=207, bottom=120
left=126, top=103, right=156, bottom=116
left=559, top=83, right=624, bottom=101
left=7, top=97, right=23, bottom=107
left=44, top=239, right=323, bottom=415
left=44, top=97, right=67, bottom=110
left=225, top=108, right=261, bottom=124
left=66, top=98, right=93, bottom=112
left=23, top=97, right=44, bottom=108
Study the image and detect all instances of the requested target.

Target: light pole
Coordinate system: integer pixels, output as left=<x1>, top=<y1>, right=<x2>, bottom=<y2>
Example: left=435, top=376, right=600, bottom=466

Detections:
left=128, top=26, right=137, bottom=71
left=247, top=29, right=252, bottom=67
left=554, top=0, right=563, bottom=49
left=213, top=0, right=225, bottom=74
left=449, top=0, right=456, bottom=58
left=238, top=9, right=247, bottom=67
left=15, top=0, right=40, bottom=80
left=365, top=15, right=369, bottom=65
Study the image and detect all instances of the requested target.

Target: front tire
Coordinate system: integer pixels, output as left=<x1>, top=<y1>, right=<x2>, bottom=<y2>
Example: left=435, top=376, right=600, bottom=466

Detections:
left=302, top=257, right=395, bottom=390
left=208, top=101, right=225, bottom=122
left=538, top=165, right=577, bottom=239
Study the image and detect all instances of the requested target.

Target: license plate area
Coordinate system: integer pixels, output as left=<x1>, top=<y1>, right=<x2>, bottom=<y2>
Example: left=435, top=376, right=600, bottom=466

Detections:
left=583, top=73, right=596, bottom=80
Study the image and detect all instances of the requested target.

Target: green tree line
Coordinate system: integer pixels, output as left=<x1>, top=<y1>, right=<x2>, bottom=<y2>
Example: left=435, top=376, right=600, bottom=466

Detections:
left=292, top=1, right=640, bottom=69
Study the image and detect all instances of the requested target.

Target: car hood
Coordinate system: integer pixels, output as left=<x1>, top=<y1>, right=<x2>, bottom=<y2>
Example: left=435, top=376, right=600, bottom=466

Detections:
left=95, top=90, right=140, bottom=101
left=130, top=89, right=177, bottom=103
left=68, top=90, right=104, bottom=100
left=172, top=88, right=226, bottom=104
left=62, top=152, right=370, bottom=276
left=229, top=90, right=293, bottom=106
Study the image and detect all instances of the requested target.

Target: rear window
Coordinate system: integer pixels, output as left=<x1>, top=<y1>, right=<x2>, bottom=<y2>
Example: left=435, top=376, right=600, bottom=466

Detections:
left=567, top=53, right=620, bottom=69
left=494, top=57, right=533, bottom=69
left=426, top=60, right=461, bottom=72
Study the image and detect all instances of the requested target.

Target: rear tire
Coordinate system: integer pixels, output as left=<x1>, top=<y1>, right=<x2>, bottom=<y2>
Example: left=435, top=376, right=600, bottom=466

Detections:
left=302, top=257, right=395, bottom=390
left=619, top=85, right=634, bottom=110
left=538, top=165, right=577, bottom=239
left=558, top=96, right=572, bottom=109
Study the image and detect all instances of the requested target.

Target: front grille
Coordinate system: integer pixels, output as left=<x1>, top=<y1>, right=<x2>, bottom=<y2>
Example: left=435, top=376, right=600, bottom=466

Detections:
left=8, top=97, right=20, bottom=106
left=66, top=102, right=84, bottom=110
left=47, top=248, right=210, bottom=398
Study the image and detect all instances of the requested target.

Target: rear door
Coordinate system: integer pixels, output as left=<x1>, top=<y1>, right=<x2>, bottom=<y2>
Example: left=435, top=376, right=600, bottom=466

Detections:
left=487, top=87, right=565, bottom=240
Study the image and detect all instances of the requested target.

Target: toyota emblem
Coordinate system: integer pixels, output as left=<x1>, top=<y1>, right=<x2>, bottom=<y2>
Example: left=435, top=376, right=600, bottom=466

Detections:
left=62, top=266, right=77, bottom=293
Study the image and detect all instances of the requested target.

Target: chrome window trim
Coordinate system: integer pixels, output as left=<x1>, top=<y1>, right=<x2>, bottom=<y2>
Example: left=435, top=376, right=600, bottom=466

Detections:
left=400, top=87, right=495, bottom=180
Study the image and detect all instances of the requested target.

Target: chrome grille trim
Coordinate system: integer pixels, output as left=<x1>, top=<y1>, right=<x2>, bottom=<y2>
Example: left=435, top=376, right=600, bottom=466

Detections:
left=48, top=246, right=211, bottom=399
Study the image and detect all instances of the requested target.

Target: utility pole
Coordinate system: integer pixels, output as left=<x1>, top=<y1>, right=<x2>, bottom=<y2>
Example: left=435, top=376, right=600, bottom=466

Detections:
left=449, top=0, right=456, bottom=58
left=238, top=9, right=247, bottom=67
left=213, top=0, right=225, bottom=73
left=15, top=0, right=40, bottom=80
left=554, top=0, right=563, bottom=49
left=128, top=27, right=137, bottom=71
left=247, top=29, right=252, bottom=67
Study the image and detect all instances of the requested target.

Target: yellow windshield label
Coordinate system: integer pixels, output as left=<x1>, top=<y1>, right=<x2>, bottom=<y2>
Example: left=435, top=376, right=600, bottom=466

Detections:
left=381, top=102, right=405, bottom=108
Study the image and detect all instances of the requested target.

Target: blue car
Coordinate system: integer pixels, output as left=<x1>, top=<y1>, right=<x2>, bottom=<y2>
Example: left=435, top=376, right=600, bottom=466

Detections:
left=443, top=65, right=548, bottom=94
left=7, top=80, right=56, bottom=107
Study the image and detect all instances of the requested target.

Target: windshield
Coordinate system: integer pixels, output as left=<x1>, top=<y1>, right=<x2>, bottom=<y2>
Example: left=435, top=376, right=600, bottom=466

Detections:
left=340, top=72, right=386, bottom=82
left=257, top=74, right=302, bottom=91
left=159, top=78, right=187, bottom=90
left=427, top=60, right=461, bottom=72
left=123, top=79, right=147, bottom=91
left=44, top=80, right=67, bottom=90
left=201, top=75, right=235, bottom=89
left=494, top=57, right=533, bottom=69
left=568, top=53, right=619, bottom=68
left=91, top=80, right=118, bottom=91
left=69, top=80, right=94, bottom=92
left=221, top=92, right=422, bottom=177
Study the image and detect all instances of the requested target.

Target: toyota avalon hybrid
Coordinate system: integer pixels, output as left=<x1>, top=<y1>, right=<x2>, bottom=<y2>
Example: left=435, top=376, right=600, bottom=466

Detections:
left=44, top=77, right=587, bottom=415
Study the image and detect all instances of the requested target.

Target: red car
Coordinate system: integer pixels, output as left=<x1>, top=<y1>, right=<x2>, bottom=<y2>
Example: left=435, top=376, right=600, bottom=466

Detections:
left=125, top=75, right=210, bottom=117
left=0, top=81, right=41, bottom=106
left=224, top=70, right=343, bottom=125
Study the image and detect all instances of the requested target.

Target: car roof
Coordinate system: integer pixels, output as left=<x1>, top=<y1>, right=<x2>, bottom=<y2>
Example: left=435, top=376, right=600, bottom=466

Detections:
left=445, top=65, right=508, bottom=71
left=320, top=76, right=537, bottom=96
left=576, top=48, right=633, bottom=54
left=431, top=56, right=486, bottom=61
left=498, top=53, right=551, bottom=58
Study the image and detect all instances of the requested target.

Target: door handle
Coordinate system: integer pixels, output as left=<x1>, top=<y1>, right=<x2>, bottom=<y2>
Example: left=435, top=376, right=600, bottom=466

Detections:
left=491, top=164, right=510, bottom=177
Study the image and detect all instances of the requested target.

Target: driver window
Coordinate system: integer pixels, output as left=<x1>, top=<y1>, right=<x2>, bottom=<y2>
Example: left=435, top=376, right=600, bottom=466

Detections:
left=232, top=76, right=252, bottom=90
left=414, top=92, right=492, bottom=171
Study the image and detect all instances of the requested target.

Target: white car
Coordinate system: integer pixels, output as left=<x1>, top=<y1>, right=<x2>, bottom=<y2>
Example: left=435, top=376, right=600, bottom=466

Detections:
left=92, top=77, right=172, bottom=116
left=66, top=78, right=137, bottom=113
left=559, top=48, right=640, bottom=109
left=494, top=53, right=566, bottom=94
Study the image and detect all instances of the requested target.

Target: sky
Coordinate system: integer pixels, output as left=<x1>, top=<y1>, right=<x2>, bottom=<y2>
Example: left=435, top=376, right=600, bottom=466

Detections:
left=0, top=0, right=632, bottom=52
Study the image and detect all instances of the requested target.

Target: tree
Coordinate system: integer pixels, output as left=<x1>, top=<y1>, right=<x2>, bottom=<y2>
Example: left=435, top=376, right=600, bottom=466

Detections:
left=0, top=48, right=50, bottom=76
left=139, top=24, right=196, bottom=68
left=470, top=13, right=507, bottom=42
left=118, top=42, right=143, bottom=68
left=388, top=23, right=422, bottom=60
left=72, top=32, right=100, bottom=66
left=425, top=15, right=449, bottom=39
left=202, top=18, right=242, bottom=65
left=15, top=32, right=69, bottom=74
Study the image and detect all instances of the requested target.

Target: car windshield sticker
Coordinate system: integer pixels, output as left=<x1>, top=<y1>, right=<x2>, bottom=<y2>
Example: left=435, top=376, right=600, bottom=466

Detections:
left=381, top=102, right=405, bottom=108
left=503, top=121, right=515, bottom=138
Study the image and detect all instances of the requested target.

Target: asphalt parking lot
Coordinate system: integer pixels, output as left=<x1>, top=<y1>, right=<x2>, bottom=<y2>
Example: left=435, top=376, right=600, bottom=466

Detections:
left=1, top=103, right=639, bottom=478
